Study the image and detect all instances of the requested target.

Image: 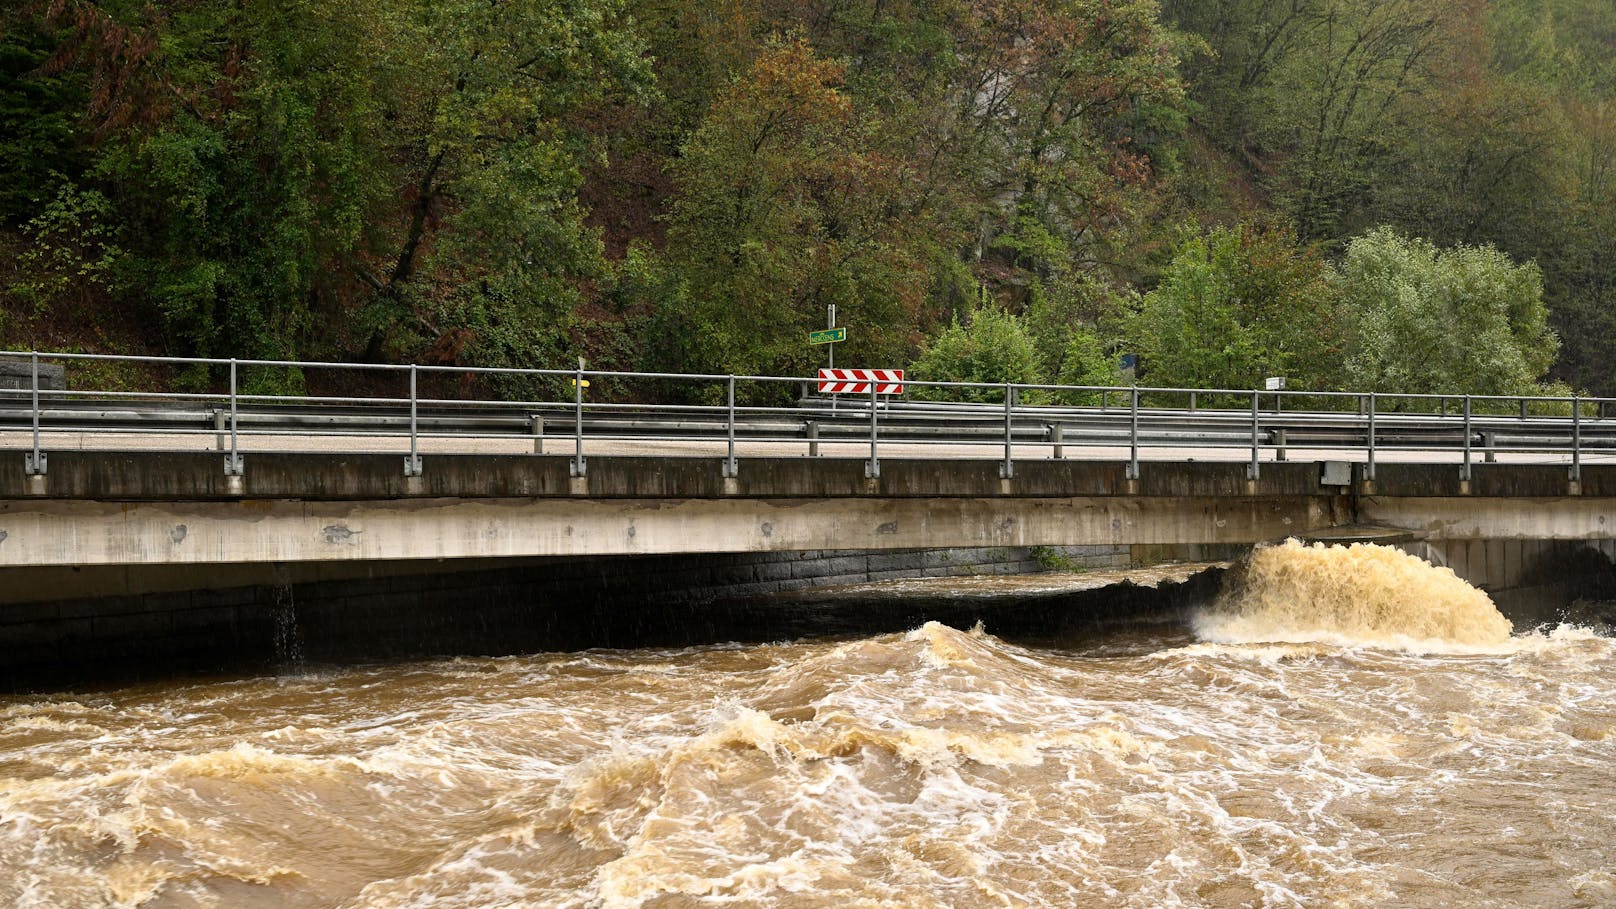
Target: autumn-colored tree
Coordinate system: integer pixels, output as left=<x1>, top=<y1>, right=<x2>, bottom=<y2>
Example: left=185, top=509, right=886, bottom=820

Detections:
left=655, top=38, right=931, bottom=381
left=5, top=0, right=1616, bottom=402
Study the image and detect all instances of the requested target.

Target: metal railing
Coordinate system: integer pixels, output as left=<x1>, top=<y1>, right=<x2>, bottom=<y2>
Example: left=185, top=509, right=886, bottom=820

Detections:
left=0, top=349, right=1610, bottom=482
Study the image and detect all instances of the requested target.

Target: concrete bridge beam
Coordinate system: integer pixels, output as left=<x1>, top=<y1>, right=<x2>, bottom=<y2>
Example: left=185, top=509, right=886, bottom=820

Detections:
left=0, top=494, right=1336, bottom=567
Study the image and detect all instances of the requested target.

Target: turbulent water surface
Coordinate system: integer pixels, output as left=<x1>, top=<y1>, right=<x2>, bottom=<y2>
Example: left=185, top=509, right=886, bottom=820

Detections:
left=3, top=542, right=1615, bottom=908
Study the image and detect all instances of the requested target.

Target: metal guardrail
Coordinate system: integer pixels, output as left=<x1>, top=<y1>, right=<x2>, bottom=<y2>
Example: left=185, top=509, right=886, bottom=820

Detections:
left=0, top=350, right=1610, bottom=483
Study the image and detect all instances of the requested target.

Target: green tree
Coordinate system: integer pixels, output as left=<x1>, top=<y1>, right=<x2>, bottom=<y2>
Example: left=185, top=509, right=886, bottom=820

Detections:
left=15, top=0, right=648, bottom=380
left=910, top=301, right=1045, bottom=402
left=1542, top=100, right=1616, bottom=395
left=1022, top=269, right=1128, bottom=380
left=0, top=22, right=88, bottom=222
left=34, top=0, right=399, bottom=374
left=1130, top=224, right=1341, bottom=391
left=1334, top=227, right=1558, bottom=395
left=355, top=0, right=651, bottom=375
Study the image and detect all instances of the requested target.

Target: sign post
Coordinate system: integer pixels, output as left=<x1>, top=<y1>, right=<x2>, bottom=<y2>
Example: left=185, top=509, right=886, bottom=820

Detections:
left=1265, top=376, right=1286, bottom=414
left=825, top=305, right=838, bottom=372
left=810, top=304, right=847, bottom=410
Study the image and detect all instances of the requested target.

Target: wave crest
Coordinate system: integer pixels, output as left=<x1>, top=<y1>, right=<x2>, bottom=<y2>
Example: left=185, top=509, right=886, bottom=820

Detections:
left=1196, top=540, right=1513, bottom=652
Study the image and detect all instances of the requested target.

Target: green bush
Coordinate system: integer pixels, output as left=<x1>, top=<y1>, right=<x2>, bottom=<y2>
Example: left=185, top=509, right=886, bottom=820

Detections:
left=910, top=305, right=1045, bottom=403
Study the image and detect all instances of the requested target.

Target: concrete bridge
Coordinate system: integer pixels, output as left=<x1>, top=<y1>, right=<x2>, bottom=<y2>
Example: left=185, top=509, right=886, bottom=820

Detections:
left=6, top=350, right=1616, bottom=686
left=3, top=350, right=1613, bottom=571
left=0, top=451, right=1609, bottom=571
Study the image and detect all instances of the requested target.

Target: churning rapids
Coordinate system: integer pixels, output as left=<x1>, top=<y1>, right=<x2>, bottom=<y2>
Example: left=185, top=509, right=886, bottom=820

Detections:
left=4, top=542, right=1615, bottom=908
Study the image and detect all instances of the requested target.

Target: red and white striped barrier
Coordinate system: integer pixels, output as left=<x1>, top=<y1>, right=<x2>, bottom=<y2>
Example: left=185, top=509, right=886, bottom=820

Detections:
left=817, top=368, right=904, bottom=395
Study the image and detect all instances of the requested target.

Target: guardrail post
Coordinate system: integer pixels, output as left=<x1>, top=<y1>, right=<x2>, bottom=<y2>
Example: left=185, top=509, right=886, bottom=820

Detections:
left=1461, top=395, right=1472, bottom=482
left=723, top=375, right=738, bottom=478
left=531, top=415, right=544, bottom=454
left=1051, top=422, right=1064, bottom=459
left=1247, top=390, right=1260, bottom=480
left=999, top=383, right=1014, bottom=479
left=864, top=382, right=880, bottom=479
left=570, top=366, right=586, bottom=478
left=403, top=364, right=422, bottom=477
left=224, top=358, right=243, bottom=477
left=1571, top=393, right=1581, bottom=484
left=1366, top=392, right=1377, bottom=482
left=24, top=351, right=45, bottom=476
left=213, top=408, right=226, bottom=451
left=1188, top=391, right=1197, bottom=412
left=1274, top=428, right=1287, bottom=462
left=1126, top=387, right=1140, bottom=480
left=807, top=420, right=819, bottom=457
left=1520, top=397, right=1528, bottom=419
left=866, top=378, right=879, bottom=478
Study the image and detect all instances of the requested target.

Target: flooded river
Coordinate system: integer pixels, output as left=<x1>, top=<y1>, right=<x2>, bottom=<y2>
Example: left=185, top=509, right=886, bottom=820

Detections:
left=3, top=542, right=1614, bottom=907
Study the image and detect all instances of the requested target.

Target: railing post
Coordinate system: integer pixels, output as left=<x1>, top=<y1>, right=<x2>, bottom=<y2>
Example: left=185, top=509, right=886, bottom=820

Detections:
left=999, top=383, right=1014, bottom=479
left=403, top=364, right=422, bottom=477
left=1247, top=390, right=1260, bottom=480
left=24, top=351, right=45, bottom=476
left=864, top=381, right=880, bottom=479
left=1571, top=393, right=1582, bottom=484
left=570, top=365, right=586, bottom=478
left=1366, top=392, right=1377, bottom=482
left=1126, top=387, right=1140, bottom=480
left=723, top=375, right=738, bottom=478
left=1461, top=395, right=1472, bottom=483
left=224, top=358, right=243, bottom=477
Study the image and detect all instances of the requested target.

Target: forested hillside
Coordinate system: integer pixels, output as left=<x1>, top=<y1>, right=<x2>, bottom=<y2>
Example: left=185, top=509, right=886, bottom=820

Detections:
left=2, top=0, right=1612, bottom=398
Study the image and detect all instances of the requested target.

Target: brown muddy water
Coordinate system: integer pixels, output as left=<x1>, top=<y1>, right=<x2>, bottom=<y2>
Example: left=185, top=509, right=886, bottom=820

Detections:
left=3, top=541, right=1615, bottom=908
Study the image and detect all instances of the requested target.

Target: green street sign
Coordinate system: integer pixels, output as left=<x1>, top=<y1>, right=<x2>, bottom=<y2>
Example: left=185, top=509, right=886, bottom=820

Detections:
left=808, top=327, right=847, bottom=345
